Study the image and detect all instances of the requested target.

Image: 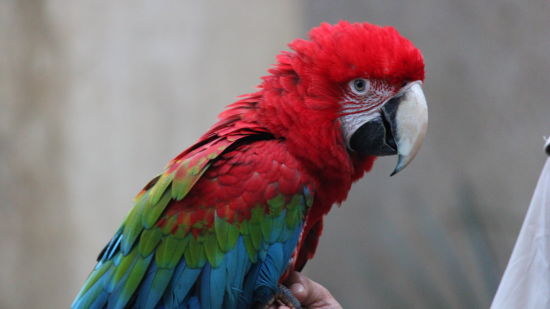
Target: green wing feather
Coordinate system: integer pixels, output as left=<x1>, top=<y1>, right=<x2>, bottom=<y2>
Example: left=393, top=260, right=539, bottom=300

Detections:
left=72, top=139, right=234, bottom=308
left=72, top=135, right=314, bottom=309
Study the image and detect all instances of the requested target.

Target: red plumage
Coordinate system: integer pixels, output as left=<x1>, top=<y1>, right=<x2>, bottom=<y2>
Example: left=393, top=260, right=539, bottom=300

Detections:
left=257, top=21, right=423, bottom=266
left=160, top=20, right=425, bottom=270
left=73, top=20, right=426, bottom=308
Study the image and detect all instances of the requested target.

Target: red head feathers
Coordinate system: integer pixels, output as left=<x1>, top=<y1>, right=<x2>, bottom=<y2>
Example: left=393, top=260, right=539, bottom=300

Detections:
left=214, top=21, right=426, bottom=198
left=289, top=21, right=424, bottom=85
left=72, top=21, right=428, bottom=309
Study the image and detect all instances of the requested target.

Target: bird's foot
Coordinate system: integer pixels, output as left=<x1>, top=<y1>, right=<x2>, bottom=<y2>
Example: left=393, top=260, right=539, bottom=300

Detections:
left=257, top=284, right=302, bottom=309
left=275, top=284, right=302, bottom=309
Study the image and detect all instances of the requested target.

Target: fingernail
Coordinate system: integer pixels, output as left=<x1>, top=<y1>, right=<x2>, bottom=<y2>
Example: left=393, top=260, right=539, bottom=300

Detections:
left=291, top=283, right=305, bottom=294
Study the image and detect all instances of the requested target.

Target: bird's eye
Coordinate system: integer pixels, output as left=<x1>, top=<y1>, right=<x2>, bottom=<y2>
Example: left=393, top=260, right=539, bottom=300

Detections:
left=349, top=78, right=370, bottom=95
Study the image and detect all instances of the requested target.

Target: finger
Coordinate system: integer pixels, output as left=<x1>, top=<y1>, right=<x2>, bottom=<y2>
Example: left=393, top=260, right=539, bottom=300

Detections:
left=268, top=304, right=290, bottom=309
left=287, top=272, right=332, bottom=307
left=284, top=271, right=306, bottom=301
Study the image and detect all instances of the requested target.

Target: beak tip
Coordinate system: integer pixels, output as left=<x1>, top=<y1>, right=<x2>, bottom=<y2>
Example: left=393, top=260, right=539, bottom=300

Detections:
left=390, top=155, right=406, bottom=176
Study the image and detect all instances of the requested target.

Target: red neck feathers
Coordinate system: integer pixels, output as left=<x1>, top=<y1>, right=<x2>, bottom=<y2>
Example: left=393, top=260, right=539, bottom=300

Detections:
left=203, top=21, right=424, bottom=203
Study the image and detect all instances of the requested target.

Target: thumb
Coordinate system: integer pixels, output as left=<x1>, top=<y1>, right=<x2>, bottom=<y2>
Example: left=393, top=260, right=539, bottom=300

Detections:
left=285, top=271, right=340, bottom=308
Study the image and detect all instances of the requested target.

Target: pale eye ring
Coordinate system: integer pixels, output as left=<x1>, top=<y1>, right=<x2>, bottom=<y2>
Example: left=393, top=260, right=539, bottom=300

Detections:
left=349, top=78, right=370, bottom=95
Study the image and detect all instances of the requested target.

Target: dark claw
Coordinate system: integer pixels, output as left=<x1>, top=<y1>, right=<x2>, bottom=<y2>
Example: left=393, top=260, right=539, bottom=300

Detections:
left=254, top=284, right=302, bottom=309
left=276, top=284, right=302, bottom=309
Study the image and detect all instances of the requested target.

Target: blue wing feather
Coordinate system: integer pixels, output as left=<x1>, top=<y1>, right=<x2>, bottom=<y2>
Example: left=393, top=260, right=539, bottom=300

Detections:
left=160, top=260, right=201, bottom=308
left=133, top=263, right=175, bottom=309
left=73, top=155, right=310, bottom=309
left=199, top=263, right=226, bottom=309
left=74, top=209, right=305, bottom=309
left=224, top=237, right=251, bottom=307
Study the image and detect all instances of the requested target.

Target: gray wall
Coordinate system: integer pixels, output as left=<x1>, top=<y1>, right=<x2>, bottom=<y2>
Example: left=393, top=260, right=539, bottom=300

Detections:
left=305, top=1, right=550, bottom=308
left=1, top=2, right=302, bottom=308
left=1, top=1, right=549, bottom=308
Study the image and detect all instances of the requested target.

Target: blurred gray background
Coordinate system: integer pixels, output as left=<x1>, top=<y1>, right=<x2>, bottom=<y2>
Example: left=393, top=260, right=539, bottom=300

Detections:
left=1, top=1, right=549, bottom=308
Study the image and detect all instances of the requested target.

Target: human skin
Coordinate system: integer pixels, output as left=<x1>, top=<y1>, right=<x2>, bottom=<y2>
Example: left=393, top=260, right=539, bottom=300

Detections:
left=270, top=272, right=343, bottom=309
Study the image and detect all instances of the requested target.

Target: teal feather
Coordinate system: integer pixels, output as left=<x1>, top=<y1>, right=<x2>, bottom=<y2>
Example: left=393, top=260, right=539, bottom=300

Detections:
left=107, top=253, right=153, bottom=309
left=269, top=210, right=286, bottom=243
left=72, top=130, right=314, bottom=309
left=254, top=243, right=284, bottom=305
left=200, top=263, right=227, bottom=309
left=238, top=262, right=262, bottom=308
left=134, top=263, right=174, bottom=309
left=161, top=260, right=201, bottom=308
left=224, top=237, right=251, bottom=307
left=89, top=289, right=108, bottom=309
left=72, top=267, right=114, bottom=309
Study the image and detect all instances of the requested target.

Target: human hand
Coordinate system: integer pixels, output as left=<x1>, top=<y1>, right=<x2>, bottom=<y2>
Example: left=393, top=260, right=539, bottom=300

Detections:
left=270, top=271, right=343, bottom=309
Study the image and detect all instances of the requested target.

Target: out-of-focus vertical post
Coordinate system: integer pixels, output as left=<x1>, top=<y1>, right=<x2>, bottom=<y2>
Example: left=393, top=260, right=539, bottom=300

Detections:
left=0, top=1, right=304, bottom=308
left=0, top=2, right=70, bottom=309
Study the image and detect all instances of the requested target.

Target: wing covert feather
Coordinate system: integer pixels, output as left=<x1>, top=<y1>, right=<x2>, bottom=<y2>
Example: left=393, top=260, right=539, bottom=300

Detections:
left=72, top=136, right=315, bottom=309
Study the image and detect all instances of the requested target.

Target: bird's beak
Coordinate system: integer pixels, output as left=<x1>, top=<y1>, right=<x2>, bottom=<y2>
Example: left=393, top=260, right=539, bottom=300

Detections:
left=348, top=82, right=428, bottom=175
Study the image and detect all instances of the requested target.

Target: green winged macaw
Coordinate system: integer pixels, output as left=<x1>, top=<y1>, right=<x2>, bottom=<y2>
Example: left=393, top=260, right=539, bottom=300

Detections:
left=72, top=21, right=428, bottom=309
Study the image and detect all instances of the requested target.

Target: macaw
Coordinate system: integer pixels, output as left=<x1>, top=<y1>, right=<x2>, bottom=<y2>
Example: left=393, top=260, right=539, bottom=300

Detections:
left=72, top=21, right=428, bottom=309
